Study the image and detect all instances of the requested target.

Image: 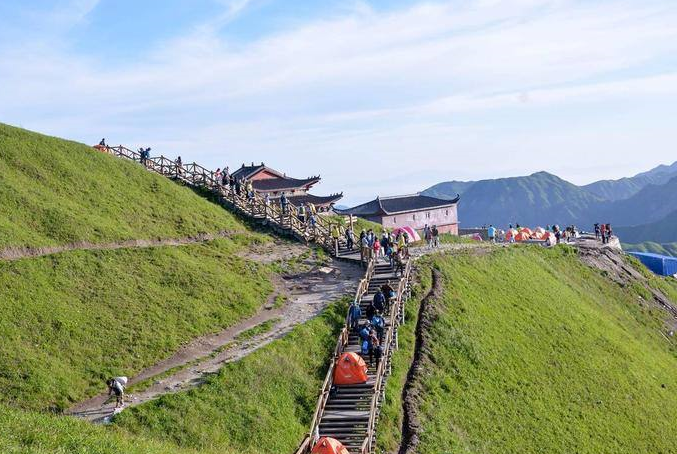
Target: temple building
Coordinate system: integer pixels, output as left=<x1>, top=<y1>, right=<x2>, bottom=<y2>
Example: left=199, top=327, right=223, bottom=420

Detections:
left=338, top=193, right=460, bottom=234
left=231, top=162, right=343, bottom=211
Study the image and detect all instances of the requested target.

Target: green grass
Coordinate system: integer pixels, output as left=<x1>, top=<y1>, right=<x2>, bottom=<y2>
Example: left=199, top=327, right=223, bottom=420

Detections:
left=113, top=299, right=349, bottom=454
left=401, top=246, right=677, bottom=454
left=0, top=405, right=199, bottom=454
left=325, top=215, right=384, bottom=234
left=0, top=123, right=244, bottom=248
left=0, top=238, right=274, bottom=412
left=376, top=266, right=432, bottom=451
left=234, top=318, right=281, bottom=342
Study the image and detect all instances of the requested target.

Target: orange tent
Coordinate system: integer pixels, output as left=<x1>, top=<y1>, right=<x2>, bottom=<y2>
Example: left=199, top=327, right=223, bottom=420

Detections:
left=534, top=227, right=546, bottom=235
left=505, top=229, right=518, bottom=241
left=514, top=231, right=531, bottom=242
left=333, top=352, right=368, bottom=385
left=312, top=437, right=350, bottom=454
left=531, top=231, right=544, bottom=240
left=543, top=232, right=556, bottom=245
left=519, top=227, right=533, bottom=236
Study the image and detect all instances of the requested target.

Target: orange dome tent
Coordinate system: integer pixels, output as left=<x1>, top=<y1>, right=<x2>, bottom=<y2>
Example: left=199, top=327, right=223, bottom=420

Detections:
left=519, top=227, right=533, bottom=236
left=531, top=231, right=544, bottom=240
left=312, top=437, right=350, bottom=454
left=333, top=352, right=368, bottom=385
left=514, top=231, right=531, bottom=242
left=534, top=227, right=546, bottom=235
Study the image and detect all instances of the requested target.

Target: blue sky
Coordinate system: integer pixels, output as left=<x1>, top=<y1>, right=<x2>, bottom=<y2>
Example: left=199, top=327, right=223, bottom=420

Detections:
left=1, top=0, right=676, bottom=205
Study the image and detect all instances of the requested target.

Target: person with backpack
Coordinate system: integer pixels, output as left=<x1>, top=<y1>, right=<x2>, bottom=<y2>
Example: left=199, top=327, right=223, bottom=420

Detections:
left=348, top=301, right=362, bottom=332
left=600, top=223, right=607, bottom=244
left=99, top=138, right=106, bottom=146
left=594, top=223, right=600, bottom=240
left=371, top=311, right=385, bottom=343
left=175, top=156, right=183, bottom=176
left=366, top=301, right=376, bottom=321
left=360, top=231, right=370, bottom=264
left=373, top=340, right=383, bottom=368
left=381, top=281, right=395, bottom=312
left=298, top=204, right=306, bottom=224
left=373, top=288, right=385, bottom=313
left=106, top=376, right=127, bottom=409
left=432, top=225, right=440, bottom=248
left=605, top=224, right=613, bottom=243
left=368, top=330, right=380, bottom=366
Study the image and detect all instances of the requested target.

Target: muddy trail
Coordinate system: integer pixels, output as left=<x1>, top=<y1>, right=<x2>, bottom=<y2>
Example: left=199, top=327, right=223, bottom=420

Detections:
left=67, top=245, right=362, bottom=423
left=0, top=231, right=242, bottom=261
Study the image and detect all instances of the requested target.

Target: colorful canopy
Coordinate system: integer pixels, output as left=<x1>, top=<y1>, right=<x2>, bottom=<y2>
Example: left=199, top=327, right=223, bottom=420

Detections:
left=393, top=226, right=421, bottom=242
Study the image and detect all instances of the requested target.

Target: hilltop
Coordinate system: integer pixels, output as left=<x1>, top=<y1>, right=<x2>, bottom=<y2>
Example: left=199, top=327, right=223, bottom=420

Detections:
left=0, top=123, right=242, bottom=249
left=378, top=245, right=677, bottom=454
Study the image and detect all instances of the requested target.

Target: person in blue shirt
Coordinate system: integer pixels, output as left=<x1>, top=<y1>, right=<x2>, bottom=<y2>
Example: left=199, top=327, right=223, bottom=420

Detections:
left=373, top=289, right=385, bottom=313
left=371, top=312, right=385, bottom=343
left=487, top=224, right=497, bottom=242
left=348, top=302, right=362, bottom=332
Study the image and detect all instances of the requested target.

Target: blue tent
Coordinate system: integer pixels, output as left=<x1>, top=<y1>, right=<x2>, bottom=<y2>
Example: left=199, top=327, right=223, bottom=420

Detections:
left=627, top=252, right=677, bottom=276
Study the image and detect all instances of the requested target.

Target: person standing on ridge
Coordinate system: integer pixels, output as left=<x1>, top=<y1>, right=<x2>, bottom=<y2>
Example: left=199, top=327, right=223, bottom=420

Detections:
left=600, top=223, right=607, bottom=244
left=594, top=223, right=600, bottom=240
left=175, top=156, right=183, bottom=176
left=432, top=225, right=440, bottom=247
left=488, top=224, right=496, bottom=243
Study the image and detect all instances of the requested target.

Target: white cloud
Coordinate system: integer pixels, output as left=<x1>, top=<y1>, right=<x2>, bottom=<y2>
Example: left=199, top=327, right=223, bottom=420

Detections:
left=1, top=0, right=676, bottom=204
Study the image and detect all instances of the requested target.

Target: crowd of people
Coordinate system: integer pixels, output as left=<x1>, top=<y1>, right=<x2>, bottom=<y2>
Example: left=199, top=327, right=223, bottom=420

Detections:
left=348, top=280, right=398, bottom=367
left=341, top=228, right=409, bottom=275
left=594, top=223, right=614, bottom=244
left=423, top=224, right=441, bottom=248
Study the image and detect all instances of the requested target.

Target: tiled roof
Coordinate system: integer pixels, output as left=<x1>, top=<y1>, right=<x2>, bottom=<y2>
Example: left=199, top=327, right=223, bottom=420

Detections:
left=338, top=193, right=459, bottom=216
left=252, top=176, right=320, bottom=191
left=287, top=193, right=343, bottom=206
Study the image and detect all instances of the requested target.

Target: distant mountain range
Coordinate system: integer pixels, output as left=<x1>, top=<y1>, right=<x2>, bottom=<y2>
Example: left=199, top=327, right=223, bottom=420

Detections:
left=423, top=161, right=677, bottom=254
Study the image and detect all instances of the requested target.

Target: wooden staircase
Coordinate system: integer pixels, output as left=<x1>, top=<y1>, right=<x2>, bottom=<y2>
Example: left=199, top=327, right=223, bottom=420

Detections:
left=97, top=144, right=411, bottom=453
left=297, top=258, right=412, bottom=454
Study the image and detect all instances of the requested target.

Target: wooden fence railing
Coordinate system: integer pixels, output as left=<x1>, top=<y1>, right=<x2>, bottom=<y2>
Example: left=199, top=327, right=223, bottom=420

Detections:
left=97, top=144, right=345, bottom=254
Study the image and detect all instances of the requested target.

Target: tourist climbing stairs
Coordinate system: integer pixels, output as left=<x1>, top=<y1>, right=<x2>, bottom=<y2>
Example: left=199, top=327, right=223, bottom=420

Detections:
left=296, top=257, right=412, bottom=454
left=96, top=144, right=352, bottom=256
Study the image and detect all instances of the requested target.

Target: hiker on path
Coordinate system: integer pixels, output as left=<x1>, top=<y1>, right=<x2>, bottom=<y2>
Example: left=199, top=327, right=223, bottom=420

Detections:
left=372, top=338, right=383, bottom=368
left=298, top=203, right=306, bottom=224
left=367, top=329, right=380, bottom=366
left=175, top=156, right=183, bottom=176
left=99, top=138, right=106, bottom=146
left=488, top=225, right=496, bottom=243
left=432, top=225, right=440, bottom=247
left=280, top=193, right=289, bottom=213
left=360, top=231, right=370, bottom=263
left=366, top=300, right=376, bottom=321
left=345, top=226, right=355, bottom=250
left=106, top=377, right=127, bottom=409
left=331, top=224, right=340, bottom=253
left=373, top=237, right=381, bottom=262
left=371, top=312, right=385, bottom=343
left=381, top=281, right=395, bottom=312
left=393, top=250, right=405, bottom=277
left=594, top=223, right=600, bottom=240
left=245, top=180, right=254, bottom=200
left=605, top=224, right=613, bottom=244
left=373, top=288, right=385, bottom=313
left=348, top=302, right=362, bottom=332
left=424, top=225, right=432, bottom=248
left=600, top=223, right=607, bottom=244
left=214, top=168, right=222, bottom=186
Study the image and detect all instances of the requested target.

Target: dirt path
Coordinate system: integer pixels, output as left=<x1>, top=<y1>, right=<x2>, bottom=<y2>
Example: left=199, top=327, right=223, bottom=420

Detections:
left=399, top=268, right=442, bottom=454
left=66, top=251, right=362, bottom=423
left=0, top=231, right=242, bottom=261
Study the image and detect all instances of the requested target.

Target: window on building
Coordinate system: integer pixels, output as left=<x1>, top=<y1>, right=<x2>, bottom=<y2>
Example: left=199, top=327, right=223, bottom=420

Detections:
left=426, top=212, right=431, bottom=218
left=393, top=217, right=397, bottom=224
left=445, top=209, right=449, bottom=216
left=413, top=214, right=416, bottom=220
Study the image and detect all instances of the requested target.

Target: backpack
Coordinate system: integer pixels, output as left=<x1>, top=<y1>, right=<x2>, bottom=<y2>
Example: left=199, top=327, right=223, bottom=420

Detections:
left=373, top=316, right=384, bottom=328
left=360, top=327, right=370, bottom=340
left=361, top=340, right=370, bottom=355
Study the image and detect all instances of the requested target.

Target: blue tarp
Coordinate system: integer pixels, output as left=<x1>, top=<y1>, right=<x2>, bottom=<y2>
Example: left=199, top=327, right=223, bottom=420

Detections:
left=628, top=252, right=677, bottom=276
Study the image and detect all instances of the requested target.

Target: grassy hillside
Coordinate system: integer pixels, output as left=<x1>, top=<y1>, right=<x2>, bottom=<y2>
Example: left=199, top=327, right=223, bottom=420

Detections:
left=0, top=300, right=345, bottom=454
left=0, top=405, right=199, bottom=454
left=112, top=300, right=347, bottom=454
left=0, top=237, right=273, bottom=412
left=390, top=246, right=677, bottom=454
left=0, top=123, right=242, bottom=248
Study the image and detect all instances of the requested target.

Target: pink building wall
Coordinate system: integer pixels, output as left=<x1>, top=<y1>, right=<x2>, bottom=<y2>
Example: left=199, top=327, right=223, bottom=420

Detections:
left=375, top=204, right=459, bottom=235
